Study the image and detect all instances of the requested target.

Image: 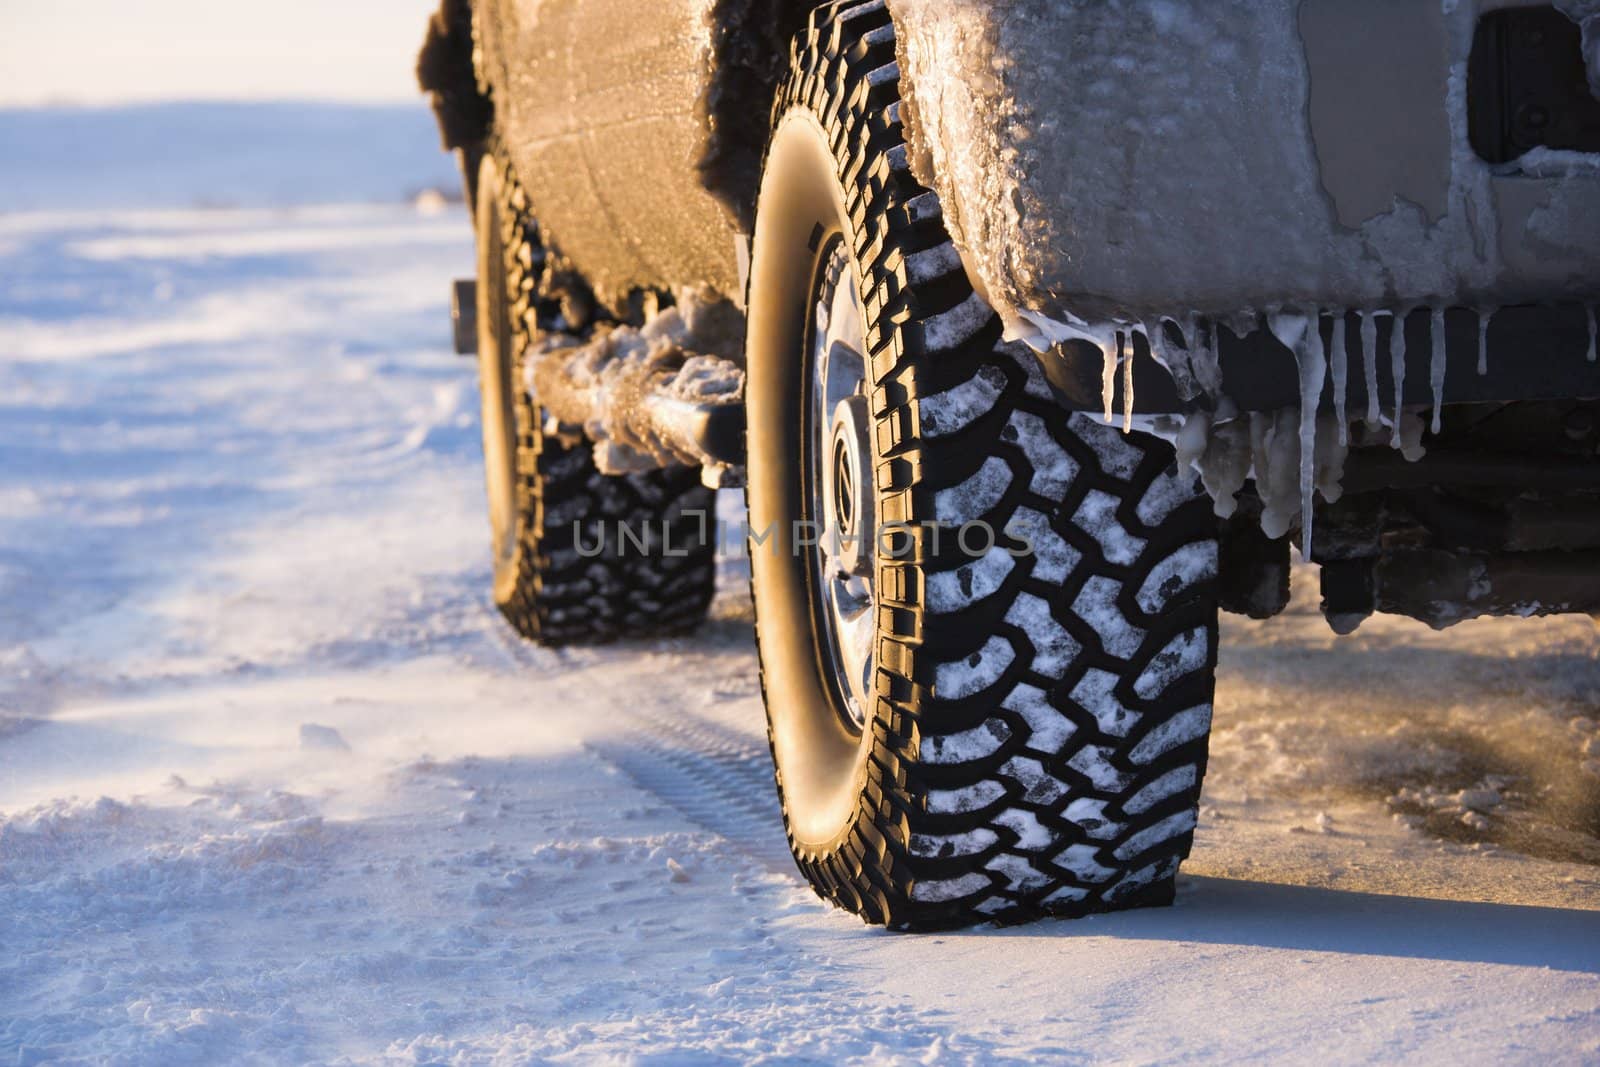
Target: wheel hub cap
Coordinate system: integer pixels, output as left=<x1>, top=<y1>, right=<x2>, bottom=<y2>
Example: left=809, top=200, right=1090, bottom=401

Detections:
left=809, top=241, right=876, bottom=729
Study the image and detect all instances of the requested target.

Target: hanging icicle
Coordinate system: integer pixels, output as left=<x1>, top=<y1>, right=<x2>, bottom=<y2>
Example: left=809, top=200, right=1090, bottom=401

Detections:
left=1122, top=330, right=1135, bottom=432
left=1477, top=307, right=1493, bottom=376
left=1360, top=310, right=1381, bottom=427
left=1101, top=332, right=1119, bottom=425
left=1390, top=309, right=1409, bottom=449
left=1295, top=312, right=1327, bottom=555
left=1429, top=307, right=1447, bottom=434
left=1330, top=314, right=1349, bottom=446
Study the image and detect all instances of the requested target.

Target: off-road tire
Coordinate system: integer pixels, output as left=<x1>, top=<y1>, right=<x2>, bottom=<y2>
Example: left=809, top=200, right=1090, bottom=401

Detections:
left=474, top=151, right=715, bottom=646
left=745, top=0, right=1222, bottom=929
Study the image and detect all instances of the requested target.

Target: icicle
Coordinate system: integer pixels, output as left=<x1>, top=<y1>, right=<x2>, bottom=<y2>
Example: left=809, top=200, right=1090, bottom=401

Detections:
left=1477, top=308, right=1492, bottom=375
left=1143, top=319, right=1164, bottom=368
left=1197, top=416, right=1251, bottom=519
left=1429, top=306, right=1447, bottom=434
left=1588, top=304, right=1597, bottom=363
left=1313, top=412, right=1349, bottom=506
left=1251, top=408, right=1302, bottom=540
left=1146, top=318, right=1195, bottom=402
left=1330, top=315, right=1348, bottom=445
left=1265, top=311, right=1325, bottom=552
left=1143, top=320, right=1177, bottom=391
left=1296, top=311, right=1326, bottom=555
left=1390, top=309, right=1409, bottom=449
left=1185, top=314, right=1224, bottom=397
left=1360, top=310, right=1380, bottom=427
left=1122, top=330, right=1135, bottom=433
left=1397, top=411, right=1427, bottom=462
left=1175, top=409, right=1211, bottom=474
left=1101, top=333, right=1119, bottom=425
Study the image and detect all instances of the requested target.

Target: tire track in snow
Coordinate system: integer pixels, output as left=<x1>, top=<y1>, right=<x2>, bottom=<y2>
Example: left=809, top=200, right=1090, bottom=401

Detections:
left=476, top=599, right=796, bottom=876
left=475, top=597, right=585, bottom=676
left=586, top=704, right=795, bottom=877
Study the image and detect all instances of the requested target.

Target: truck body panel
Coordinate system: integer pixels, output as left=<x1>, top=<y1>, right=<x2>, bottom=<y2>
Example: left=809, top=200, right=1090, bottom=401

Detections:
left=890, top=0, right=1600, bottom=336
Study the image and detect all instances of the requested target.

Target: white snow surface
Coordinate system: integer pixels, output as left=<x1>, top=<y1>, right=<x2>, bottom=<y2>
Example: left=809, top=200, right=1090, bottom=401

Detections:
left=3, top=113, right=1600, bottom=1065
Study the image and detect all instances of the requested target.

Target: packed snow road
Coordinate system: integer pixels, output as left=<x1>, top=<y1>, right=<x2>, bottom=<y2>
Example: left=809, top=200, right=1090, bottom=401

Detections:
left=2, top=199, right=1599, bottom=1064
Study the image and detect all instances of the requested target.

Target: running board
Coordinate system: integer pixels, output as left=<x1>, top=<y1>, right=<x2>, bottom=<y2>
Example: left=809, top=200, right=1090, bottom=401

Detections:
left=452, top=278, right=747, bottom=487
left=530, top=340, right=747, bottom=489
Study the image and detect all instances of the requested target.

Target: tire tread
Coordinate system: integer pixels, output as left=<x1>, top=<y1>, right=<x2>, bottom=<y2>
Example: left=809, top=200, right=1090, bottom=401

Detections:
left=753, top=3, right=1220, bottom=928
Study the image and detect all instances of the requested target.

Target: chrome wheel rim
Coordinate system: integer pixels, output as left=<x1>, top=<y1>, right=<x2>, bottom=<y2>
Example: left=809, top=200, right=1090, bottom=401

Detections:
left=806, top=239, right=875, bottom=730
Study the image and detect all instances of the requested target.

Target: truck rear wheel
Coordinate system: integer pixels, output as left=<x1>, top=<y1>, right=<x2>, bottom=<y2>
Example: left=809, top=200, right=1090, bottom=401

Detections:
left=474, top=152, right=715, bottom=645
left=745, top=1, right=1222, bottom=928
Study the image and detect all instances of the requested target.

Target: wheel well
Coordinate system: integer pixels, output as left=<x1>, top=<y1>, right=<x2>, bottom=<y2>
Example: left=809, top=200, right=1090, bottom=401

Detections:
left=424, top=0, right=823, bottom=310
left=699, top=0, right=818, bottom=233
left=419, top=0, right=811, bottom=234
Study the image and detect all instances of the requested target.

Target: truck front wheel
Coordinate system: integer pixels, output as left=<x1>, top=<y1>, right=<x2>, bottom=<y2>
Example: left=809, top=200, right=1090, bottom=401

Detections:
left=744, top=0, right=1223, bottom=928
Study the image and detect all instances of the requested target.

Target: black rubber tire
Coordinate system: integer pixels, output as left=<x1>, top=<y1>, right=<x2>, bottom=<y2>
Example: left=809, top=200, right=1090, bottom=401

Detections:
left=745, top=0, right=1222, bottom=929
left=474, top=151, right=716, bottom=646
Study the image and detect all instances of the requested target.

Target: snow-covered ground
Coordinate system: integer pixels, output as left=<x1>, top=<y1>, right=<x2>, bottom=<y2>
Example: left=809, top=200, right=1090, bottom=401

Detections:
left=2, top=106, right=1599, bottom=1065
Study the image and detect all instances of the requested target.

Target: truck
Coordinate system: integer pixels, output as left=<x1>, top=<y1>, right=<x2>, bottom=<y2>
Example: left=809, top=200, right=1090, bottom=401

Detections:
left=417, top=0, right=1600, bottom=929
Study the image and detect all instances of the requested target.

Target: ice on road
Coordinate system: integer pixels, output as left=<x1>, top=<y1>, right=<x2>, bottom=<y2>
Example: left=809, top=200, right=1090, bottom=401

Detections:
left=2, top=193, right=1599, bottom=1063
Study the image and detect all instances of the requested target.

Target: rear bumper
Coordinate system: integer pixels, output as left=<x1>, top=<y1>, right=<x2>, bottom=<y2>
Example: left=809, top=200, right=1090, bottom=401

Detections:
left=1039, top=302, right=1600, bottom=415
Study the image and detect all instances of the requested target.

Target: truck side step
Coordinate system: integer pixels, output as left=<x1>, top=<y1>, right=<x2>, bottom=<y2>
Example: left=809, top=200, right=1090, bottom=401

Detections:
left=531, top=340, right=746, bottom=488
left=453, top=279, right=747, bottom=484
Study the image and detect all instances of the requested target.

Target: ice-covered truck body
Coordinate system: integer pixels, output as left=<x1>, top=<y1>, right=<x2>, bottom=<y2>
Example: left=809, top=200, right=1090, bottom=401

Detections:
left=440, top=0, right=1600, bottom=318
left=420, top=0, right=1600, bottom=929
left=900, top=1, right=1600, bottom=326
